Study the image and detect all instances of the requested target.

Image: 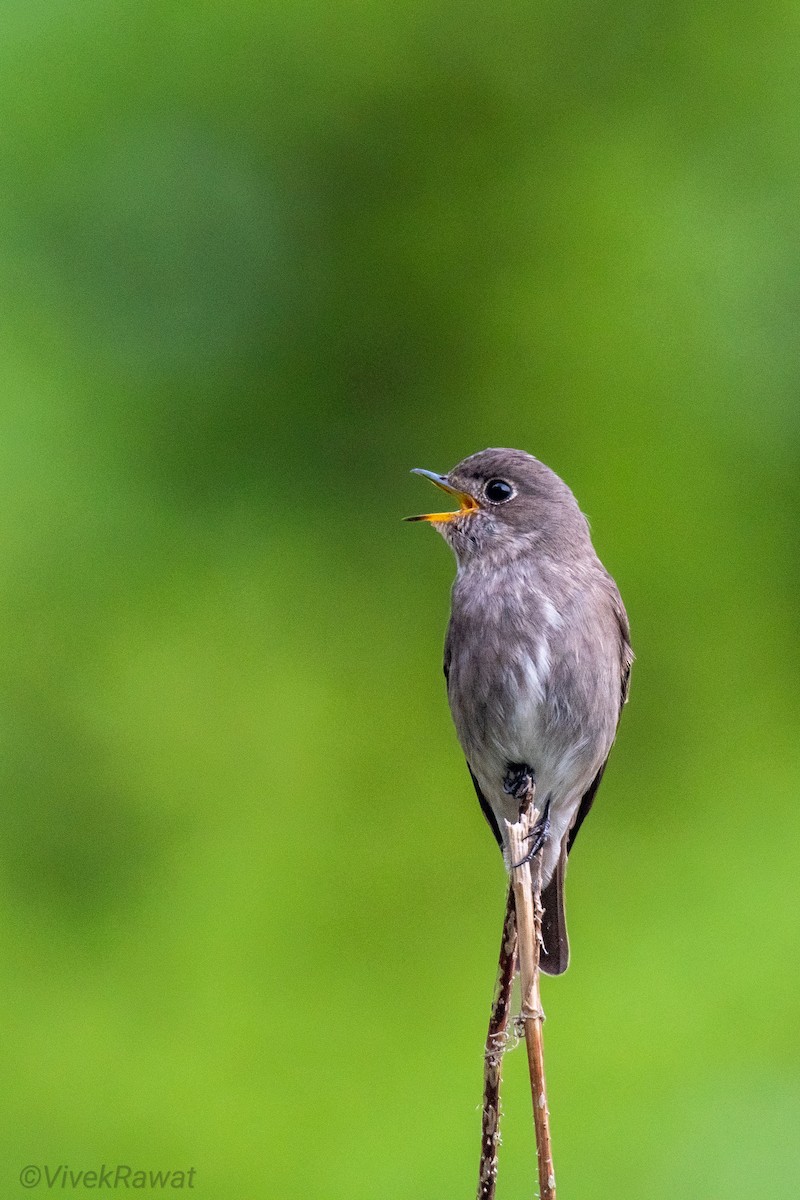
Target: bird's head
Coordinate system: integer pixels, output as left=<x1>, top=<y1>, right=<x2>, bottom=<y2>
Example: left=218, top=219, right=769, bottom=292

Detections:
left=406, top=447, right=590, bottom=565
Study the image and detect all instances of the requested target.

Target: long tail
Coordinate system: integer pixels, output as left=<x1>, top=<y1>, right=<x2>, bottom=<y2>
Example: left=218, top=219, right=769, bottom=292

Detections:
left=539, top=842, right=569, bottom=975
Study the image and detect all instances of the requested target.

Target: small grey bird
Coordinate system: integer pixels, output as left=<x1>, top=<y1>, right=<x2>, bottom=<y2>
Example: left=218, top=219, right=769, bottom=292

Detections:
left=407, top=448, right=632, bottom=974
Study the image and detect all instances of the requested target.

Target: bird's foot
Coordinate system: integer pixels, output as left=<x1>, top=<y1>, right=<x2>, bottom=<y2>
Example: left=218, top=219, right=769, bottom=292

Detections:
left=503, top=762, right=535, bottom=802
left=511, top=797, right=552, bottom=869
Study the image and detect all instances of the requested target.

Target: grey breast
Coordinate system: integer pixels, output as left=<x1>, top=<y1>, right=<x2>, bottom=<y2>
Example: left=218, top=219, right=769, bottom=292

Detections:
left=445, top=553, right=623, bottom=835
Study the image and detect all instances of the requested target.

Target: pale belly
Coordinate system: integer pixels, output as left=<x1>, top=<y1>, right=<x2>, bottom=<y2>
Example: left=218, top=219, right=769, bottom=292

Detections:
left=448, top=650, right=616, bottom=885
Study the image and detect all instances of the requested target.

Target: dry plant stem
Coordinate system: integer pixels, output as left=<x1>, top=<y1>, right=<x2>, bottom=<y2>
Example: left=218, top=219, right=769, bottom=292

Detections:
left=477, top=884, right=518, bottom=1200
left=506, top=788, right=557, bottom=1200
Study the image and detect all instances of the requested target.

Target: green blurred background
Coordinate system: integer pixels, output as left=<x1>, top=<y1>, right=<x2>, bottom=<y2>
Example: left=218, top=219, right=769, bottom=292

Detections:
left=1, top=1, right=798, bottom=1196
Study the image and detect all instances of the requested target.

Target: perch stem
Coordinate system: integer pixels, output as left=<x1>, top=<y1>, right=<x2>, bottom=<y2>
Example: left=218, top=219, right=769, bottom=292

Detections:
left=477, top=883, right=518, bottom=1200
left=506, top=789, right=557, bottom=1200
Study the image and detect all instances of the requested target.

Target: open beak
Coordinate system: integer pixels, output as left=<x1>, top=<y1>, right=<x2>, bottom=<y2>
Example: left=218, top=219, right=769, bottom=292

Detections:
left=404, top=468, right=480, bottom=523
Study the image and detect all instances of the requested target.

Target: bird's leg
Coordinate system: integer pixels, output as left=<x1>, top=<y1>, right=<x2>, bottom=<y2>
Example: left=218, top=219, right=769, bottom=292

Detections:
left=511, top=797, right=552, bottom=869
left=503, top=762, right=535, bottom=802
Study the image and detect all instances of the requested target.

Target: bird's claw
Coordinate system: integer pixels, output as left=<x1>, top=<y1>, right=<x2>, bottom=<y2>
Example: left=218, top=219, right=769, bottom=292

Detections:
left=511, top=797, right=552, bottom=869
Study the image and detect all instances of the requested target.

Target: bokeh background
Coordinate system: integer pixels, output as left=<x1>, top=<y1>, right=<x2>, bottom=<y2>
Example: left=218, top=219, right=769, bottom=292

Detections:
left=1, top=2, right=798, bottom=1197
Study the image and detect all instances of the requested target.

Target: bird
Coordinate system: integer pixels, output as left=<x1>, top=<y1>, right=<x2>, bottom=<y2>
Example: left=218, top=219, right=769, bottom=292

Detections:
left=407, top=448, right=632, bottom=974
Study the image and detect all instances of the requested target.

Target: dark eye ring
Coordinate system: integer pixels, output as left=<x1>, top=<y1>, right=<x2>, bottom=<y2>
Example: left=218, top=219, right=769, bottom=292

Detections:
left=484, top=478, right=514, bottom=503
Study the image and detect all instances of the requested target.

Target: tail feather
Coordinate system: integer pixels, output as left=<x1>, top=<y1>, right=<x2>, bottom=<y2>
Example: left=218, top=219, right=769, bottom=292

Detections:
left=539, top=843, right=569, bottom=975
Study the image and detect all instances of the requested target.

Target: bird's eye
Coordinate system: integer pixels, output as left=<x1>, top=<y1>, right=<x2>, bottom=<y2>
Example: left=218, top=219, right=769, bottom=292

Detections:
left=484, top=478, right=514, bottom=503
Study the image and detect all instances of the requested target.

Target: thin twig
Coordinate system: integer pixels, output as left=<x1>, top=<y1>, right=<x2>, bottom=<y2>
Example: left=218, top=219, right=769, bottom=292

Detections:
left=477, top=884, right=518, bottom=1200
left=506, top=787, right=557, bottom=1200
